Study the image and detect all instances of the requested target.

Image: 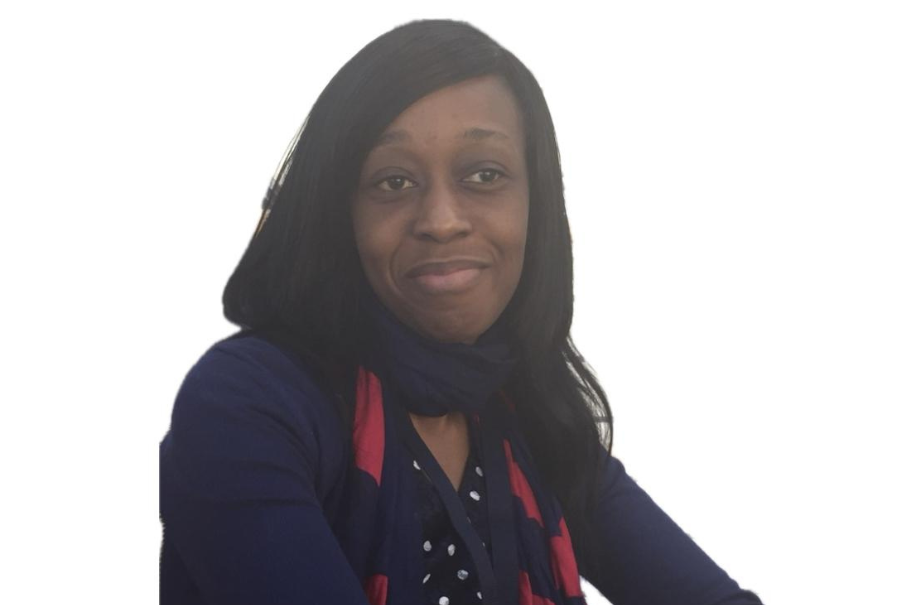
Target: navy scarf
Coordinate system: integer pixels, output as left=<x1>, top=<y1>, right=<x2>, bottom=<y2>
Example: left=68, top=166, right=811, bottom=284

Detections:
left=333, top=299, right=586, bottom=605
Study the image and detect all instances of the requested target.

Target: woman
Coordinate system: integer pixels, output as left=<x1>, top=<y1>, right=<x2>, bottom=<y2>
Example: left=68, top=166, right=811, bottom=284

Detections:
left=159, top=19, right=762, bottom=605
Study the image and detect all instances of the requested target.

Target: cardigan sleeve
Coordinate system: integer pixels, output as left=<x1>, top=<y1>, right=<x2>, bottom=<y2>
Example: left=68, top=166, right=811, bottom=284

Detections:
left=159, top=335, right=370, bottom=605
left=585, top=451, right=763, bottom=605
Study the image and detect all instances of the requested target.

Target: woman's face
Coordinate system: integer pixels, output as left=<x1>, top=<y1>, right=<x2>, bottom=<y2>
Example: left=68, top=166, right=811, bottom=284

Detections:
left=352, top=75, right=529, bottom=344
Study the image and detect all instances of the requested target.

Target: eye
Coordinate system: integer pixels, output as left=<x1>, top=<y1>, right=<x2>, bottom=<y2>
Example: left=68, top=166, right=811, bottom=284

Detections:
left=462, top=168, right=504, bottom=185
left=376, top=175, right=417, bottom=192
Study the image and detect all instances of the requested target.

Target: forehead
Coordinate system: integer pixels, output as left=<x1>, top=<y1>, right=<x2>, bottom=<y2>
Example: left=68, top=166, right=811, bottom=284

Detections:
left=372, top=75, right=524, bottom=150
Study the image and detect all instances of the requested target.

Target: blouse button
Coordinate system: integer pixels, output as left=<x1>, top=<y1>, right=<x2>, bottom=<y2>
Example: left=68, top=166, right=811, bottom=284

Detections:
left=423, top=540, right=432, bottom=552
left=457, top=569, right=469, bottom=580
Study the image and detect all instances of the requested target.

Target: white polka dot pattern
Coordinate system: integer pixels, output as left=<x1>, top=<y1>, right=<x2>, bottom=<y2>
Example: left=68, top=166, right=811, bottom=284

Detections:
left=415, top=426, right=489, bottom=605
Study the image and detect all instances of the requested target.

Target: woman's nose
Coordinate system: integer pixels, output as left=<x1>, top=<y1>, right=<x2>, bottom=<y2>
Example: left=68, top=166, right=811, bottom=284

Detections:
left=412, top=181, right=472, bottom=243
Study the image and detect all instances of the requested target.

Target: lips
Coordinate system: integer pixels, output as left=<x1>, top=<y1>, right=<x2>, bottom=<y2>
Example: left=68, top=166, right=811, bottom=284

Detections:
left=405, top=259, right=489, bottom=294
left=406, top=259, right=488, bottom=278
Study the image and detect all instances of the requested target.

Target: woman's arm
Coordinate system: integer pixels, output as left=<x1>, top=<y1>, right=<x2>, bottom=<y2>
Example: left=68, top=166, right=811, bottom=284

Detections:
left=585, top=452, right=763, bottom=605
left=159, top=336, right=370, bottom=605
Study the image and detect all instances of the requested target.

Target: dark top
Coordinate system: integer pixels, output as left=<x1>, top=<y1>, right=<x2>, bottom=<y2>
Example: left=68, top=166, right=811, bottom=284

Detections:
left=159, top=333, right=763, bottom=605
left=414, top=421, right=490, bottom=604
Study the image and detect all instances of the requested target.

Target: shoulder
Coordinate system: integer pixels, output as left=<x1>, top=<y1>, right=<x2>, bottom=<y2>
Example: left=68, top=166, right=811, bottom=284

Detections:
left=164, top=331, right=349, bottom=489
left=175, top=331, right=340, bottom=422
left=187, top=331, right=321, bottom=391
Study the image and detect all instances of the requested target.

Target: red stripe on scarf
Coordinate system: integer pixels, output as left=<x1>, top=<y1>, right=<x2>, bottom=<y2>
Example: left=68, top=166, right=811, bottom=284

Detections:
left=353, top=368, right=384, bottom=486
left=519, top=571, right=557, bottom=605
left=503, top=439, right=544, bottom=527
left=550, top=517, right=582, bottom=598
left=364, top=573, right=388, bottom=605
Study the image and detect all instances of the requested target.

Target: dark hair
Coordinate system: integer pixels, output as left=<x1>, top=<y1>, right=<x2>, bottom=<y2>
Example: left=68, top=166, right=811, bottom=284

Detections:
left=223, top=18, right=613, bottom=575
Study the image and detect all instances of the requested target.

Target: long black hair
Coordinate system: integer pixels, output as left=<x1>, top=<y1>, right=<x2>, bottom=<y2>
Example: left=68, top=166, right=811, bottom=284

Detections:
left=223, top=18, right=613, bottom=576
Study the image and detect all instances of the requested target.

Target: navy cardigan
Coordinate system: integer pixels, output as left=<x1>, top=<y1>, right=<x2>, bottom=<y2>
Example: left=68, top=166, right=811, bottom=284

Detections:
left=159, top=333, right=762, bottom=605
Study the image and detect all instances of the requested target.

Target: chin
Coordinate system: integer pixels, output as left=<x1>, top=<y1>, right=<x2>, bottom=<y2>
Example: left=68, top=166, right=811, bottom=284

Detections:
left=412, top=310, right=486, bottom=345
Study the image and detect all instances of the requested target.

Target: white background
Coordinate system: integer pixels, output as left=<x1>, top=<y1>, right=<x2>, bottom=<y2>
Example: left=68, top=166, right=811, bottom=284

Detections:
left=1, top=1, right=903, bottom=603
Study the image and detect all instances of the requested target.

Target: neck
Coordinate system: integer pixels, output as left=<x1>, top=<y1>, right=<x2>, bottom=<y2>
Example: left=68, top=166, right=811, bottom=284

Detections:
left=409, top=411, right=470, bottom=491
left=363, top=292, right=517, bottom=417
left=408, top=411, right=465, bottom=436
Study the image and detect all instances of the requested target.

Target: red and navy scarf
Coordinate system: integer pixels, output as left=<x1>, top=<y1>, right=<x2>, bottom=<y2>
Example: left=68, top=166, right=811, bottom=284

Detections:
left=331, top=298, right=586, bottom=605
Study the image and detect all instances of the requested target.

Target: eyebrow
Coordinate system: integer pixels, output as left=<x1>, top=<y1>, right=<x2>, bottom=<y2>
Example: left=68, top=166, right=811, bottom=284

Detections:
left=373, top=127, right=511, bottom=148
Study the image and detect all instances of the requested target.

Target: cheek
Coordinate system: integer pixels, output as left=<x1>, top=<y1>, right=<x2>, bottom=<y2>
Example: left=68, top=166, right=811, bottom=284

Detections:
left=507, top=204, right=530, bottom=288
left=351, top=209, right=376, bottom=274
left=507, top=235, right=528, bottom=288
left=503, top=199, right=530, bottom=268
left=352, top=209, right=398, bottom=281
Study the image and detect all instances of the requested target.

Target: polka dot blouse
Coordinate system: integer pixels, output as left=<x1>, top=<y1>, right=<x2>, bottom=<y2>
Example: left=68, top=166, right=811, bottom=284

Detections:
left=412, top=427, right=490, bottom=605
